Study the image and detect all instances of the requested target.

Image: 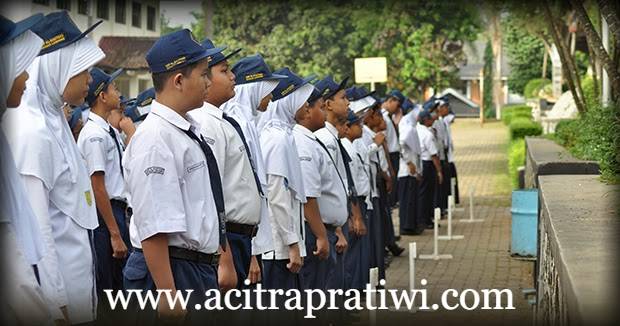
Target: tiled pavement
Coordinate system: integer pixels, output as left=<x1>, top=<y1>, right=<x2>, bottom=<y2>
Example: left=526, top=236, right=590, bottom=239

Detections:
left=374, top=120, right=535, bottom=325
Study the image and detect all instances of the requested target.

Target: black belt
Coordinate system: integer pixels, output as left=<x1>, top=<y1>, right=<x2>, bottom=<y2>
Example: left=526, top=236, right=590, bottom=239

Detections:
left=323, top=223, right=337, bottom=232
left=225, top=222, right=258, bottom=237
left=135, top=247, right=219, bottom=266
left=110, top=199, right=127, bottom=209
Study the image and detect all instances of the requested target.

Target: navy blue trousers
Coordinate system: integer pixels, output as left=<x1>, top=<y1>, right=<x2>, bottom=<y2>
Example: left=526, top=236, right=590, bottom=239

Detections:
left=419, top=161, right=437, bottom=225
left=345, top=198, right=370, bottom=289
left=226, top=231, right=253, bottom=289
left=300, top=223, right=337, bottom=290
left=94, top=200, right=132, bottom=319
left=326, top=223, right=347, bottom=290
left=398, top=176, right=419, bottom=232
left=262, top=259, right=302, bottom=290
left=122, top=250, right=218, bottom=324
left=367, top=197, right=385, bottom=281
left=450, top=162, right=460, bottom=204
left=433, top=160, right=450, bottom=212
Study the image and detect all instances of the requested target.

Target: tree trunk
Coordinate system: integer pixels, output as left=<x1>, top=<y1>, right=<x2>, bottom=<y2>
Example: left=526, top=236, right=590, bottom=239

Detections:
left=491, top=13, right=503, bottom=119
left=587, top=40, right=600, bottom=99
left=597, top=0, right=620, bottom=47
left=202, top=0, right=214, bottom=38
left=543, top=0, right=588, bottom=114
left=542, top=44, right=549, bottom=78
left=570, top=0, right=620, bottom=102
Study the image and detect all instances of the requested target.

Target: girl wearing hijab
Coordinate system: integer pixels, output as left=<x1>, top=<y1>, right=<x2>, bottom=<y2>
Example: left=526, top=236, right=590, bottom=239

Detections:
left=258, top=68, right=314, bottom=291
left=0, top=13, right=52, bottom=325
left=221, top=54, right=285, bottom=282
left=3, top=12, right=105, bottom=324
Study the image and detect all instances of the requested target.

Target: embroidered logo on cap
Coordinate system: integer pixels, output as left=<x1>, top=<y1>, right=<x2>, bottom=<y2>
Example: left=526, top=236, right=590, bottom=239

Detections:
left=140, top=97, right=153, bottom=107
left=281, top=84, right=295, bottom=96
left=164, top=56, right=187, bottom=70
left=94, top=82, right=106, bottom=97
left=42, top=34, right=65, bottom=49
left=245, top=73, right=264, bottom=82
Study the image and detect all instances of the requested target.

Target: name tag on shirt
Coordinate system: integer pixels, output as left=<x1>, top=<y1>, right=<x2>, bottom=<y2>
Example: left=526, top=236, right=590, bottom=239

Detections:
left=186, top=161, right=206, bottom=174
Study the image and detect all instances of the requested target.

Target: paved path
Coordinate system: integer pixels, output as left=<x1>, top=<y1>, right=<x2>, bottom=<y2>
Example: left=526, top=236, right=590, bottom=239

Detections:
left=374, top=120, right=535, bottom=324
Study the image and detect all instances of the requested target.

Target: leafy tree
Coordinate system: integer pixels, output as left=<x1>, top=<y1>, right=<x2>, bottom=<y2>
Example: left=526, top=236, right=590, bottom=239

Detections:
left=160, top=13, right=183, bottom=35
left=483, top=40, right=495, bottom=118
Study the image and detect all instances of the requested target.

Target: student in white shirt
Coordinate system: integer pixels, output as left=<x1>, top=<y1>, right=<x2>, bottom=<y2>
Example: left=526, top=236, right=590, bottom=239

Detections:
left=0, top=14, right=52, bottom=325
left=360, top=103, right=390, bottom=282
left=77, top=67, right=131, bottom=320
left=122, top=29, right=233, bottom=323
left=341, top=107, right=370, bottom=290
left=3, top=12, right=105, bottom=324
left=221, top=55, right=285, bottom=285
left=259, top=68, right=313, bottom=290
left=416, top=108, right=444, bottom=229
left=431, top=98, right=449, bottom=216
left=397, top=99, right=423, bottom=235
left=189, top=38, right=276, bottom=292
left=381, top=90, right=405, bottom=208
left=443, top=103, right=460, bottom=204
left=294, top=87, right=345, bottom=290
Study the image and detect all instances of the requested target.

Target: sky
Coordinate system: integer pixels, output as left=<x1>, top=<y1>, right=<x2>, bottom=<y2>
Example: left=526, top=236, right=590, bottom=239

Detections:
left=160, top=0, right=202, bottom=28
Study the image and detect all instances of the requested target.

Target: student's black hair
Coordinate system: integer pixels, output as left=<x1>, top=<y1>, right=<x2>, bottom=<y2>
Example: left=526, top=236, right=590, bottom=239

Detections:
left=151, top=60, right=207, bottom=93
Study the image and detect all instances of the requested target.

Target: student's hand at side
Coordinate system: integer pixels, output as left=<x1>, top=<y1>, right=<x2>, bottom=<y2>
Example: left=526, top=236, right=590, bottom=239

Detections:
left=110, top=233, right=128, bottom=259
left=247, top=255, right=262, bottom=284
left=218, top=256, right=238, bottom=292
left=287, top=243, right=303, bottom=273
left=157, top=289, right=187, bottom=323
left=335, top=227, right=348, bottom=253
left=408, top=162, right=417, bottom=176
left=437, top=171, right=443, bottom=185
left=385, top=176, right=393, bottom=194
left=313, top=235, right=329, bottom=260
left=415, top=173, right=423, bottom=182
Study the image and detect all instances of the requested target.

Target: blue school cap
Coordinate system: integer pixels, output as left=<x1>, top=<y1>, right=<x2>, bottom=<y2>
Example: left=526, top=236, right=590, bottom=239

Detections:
left=0, top=13, right=44, bottom=46
left=68, top=104, right=85, bottom=129
left=146, top=29, right=222, bottom=74
left=346, top=109, right=361, bottom=125
left=315, top=75, right=349, bottom=100
left=401, top=98, right=414, bottom=114
left=232, top=54, right=288, bottom=85
left=200, top=38, right=241, bottom=67
left=86, top=67, right=123, bottom=106
left=387, top=89, right=406, bottom=104
left=32, top=11, right=102, bottom=56
left=271, top=67, right=316, bottom=101
left=422, top=96, right=439, bottom=111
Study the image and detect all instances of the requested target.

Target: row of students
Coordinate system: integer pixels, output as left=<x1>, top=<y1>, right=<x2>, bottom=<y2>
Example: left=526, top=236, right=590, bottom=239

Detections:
left=1, top=12, right=458, bottom=324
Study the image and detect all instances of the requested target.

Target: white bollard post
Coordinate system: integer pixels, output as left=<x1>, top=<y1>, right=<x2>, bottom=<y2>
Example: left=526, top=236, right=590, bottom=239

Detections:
left=408, top=242, right=418, bottom=313
left=459, top=187, right=484, bottom=223
left=439, top=196, right=464, bottom=240
left=369, top=267, right=378, bottom=325
left=419, top=208, right=453, bottom=260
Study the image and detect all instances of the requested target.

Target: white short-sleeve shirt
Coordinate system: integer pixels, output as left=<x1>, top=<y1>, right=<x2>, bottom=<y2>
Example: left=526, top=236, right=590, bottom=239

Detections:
left=341, top=137, right=370, bottom=198
left=417, top=122, right=438, bottom=161
left=382, top=108, right=400, bottom=153
left=314, top=121, right=349, bottom=194
left=123, top=101, right=220, bottom=254
left=293, top=124, right=348, bottom=226
left=77, top=112, right=126, bottom=200
left=188, top=102, right=261, bottom=226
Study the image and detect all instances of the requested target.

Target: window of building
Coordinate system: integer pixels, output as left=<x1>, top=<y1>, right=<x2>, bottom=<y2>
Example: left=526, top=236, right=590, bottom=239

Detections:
left=33, top=0, right=50, bottom=5
left=147, top=6, right=156, bottom=31
left=97, top=0, right=109, bottom=20
left=56, top=0, right=70, bottom=10
left=77, top=0, right=88, bottom=14
left=115, top=0, right=126, bottom=24
left=131, top=2, right=142, bottom=28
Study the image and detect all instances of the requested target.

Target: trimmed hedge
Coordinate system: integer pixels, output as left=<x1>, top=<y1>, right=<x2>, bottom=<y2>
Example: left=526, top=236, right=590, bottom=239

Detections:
left=554, top=103, right=620, bottom=183
left=508, top=139, right=526, bottom=188
left=501, top=105, right=532, bottom=125
left=523, top=78, right=551, bottom=99
left=509, top=117, right=543, bottom=139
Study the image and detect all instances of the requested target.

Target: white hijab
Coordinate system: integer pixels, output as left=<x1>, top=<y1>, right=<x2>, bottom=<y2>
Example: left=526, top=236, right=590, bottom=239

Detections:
left=4, top=37, right=104, bottom=230
left=0, top=30, right=46, bottom=264
left=222, top=80, right=279, bottom=122
left=259, top=84, right=313, bottom=202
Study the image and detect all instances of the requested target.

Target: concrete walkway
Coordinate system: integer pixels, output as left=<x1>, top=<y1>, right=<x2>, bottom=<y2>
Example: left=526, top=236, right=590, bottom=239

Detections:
left=377, top=120, right=535, bottom=324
